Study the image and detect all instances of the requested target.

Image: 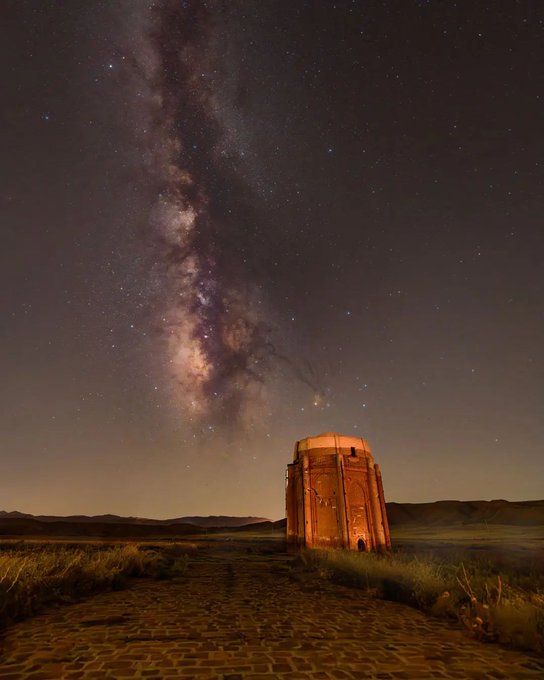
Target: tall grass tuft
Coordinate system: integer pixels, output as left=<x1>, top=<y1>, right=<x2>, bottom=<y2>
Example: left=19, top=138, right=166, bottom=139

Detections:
left=300, top=549, right=446, bottom=608
left=0, top=543, right=189, bottom=627
left=298, top=548, right=544, bottom=654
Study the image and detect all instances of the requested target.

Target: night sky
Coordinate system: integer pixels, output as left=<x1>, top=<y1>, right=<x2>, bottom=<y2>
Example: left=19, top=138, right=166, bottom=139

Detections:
left=2, top=1, right=543, bottom=519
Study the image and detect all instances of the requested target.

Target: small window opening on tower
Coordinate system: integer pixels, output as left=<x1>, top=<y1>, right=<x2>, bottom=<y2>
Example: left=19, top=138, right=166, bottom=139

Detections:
left=350, top=446, right=356, bottom=457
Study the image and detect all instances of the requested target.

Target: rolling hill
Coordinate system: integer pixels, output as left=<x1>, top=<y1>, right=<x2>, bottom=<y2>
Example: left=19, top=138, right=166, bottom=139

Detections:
left=0, top=511, right=268, bottom=527
left=386, top=499, right=544, bottom=526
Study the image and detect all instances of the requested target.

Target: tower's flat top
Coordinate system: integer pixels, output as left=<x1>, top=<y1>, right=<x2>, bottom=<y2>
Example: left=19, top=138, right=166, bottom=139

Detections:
left=296, top=432, right=373, bottom=456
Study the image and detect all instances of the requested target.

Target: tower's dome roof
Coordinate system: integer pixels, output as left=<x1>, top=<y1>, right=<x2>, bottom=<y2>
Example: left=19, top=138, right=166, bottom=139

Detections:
left=294, top=432, right=373, bottom=459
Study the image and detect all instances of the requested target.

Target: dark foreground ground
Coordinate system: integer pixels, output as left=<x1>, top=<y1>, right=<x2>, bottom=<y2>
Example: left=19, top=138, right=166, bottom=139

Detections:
left=1, top=539, right=544, bottom=680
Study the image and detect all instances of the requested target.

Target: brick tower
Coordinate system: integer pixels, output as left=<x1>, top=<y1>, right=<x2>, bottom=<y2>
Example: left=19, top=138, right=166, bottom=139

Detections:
left=286, top=432, right=391, bottom=551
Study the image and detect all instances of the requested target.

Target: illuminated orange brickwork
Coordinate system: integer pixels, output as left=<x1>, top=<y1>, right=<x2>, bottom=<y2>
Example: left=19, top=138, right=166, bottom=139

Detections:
left=286, top=432, right=391, bottom=551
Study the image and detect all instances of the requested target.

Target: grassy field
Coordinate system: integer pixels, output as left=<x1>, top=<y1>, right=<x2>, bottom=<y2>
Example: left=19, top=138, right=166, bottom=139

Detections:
left=0, top=542, right=189, bottom=627
left=391, top=523, right=544, bottom=547
left=300, top=523, right=544, bottom=655
left=0, top=535, right=281, bottom=628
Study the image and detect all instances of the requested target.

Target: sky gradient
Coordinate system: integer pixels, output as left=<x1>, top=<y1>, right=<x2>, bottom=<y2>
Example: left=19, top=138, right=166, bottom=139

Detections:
left=1, top=0, right=543, bottom=519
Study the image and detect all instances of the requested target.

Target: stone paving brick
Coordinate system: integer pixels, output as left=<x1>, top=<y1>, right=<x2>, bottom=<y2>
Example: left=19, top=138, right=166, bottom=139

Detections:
left=1, top=545, right=544, bottom=679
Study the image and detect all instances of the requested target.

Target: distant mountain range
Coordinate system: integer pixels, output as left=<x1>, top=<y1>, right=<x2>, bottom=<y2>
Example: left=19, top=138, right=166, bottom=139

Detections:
left=0, top=500, right=542, bottom=539
left=0, top=511, right=269, bottom=528
left=386, top=499, right=544, bottom=527
left=0, top=512, right=280, bottom=539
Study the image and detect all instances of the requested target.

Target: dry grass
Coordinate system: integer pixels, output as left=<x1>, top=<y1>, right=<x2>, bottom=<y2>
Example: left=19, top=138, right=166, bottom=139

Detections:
left=299, top=548, right=544, bottom=654
left=0, top=542, right=189, bottom=626
left=298, top=549, right=446, bottom=607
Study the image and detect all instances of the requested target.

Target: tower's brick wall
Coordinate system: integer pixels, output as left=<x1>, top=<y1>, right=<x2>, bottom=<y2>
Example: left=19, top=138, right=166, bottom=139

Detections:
left=286, top=432, right=391, bottom=551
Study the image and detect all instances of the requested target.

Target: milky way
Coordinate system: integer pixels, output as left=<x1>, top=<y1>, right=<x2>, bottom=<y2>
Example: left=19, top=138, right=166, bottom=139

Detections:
left=129, top=1, right=277, bottom=430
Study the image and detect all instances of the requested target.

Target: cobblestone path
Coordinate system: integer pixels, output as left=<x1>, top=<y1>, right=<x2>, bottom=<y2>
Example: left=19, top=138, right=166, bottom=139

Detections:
left=1, top=546, right=543, bottom=679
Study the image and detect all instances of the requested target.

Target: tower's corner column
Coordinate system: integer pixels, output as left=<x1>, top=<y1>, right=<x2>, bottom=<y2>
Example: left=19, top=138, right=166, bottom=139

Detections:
left=301, top=452, right=313, bottom=547
left=336, top=452, right=350, bottom=549
left=367, top=461, right=387, bottom=549
left=286, top=464, right=296, bottom=546
left=375, top=463, right=392, bottom=550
